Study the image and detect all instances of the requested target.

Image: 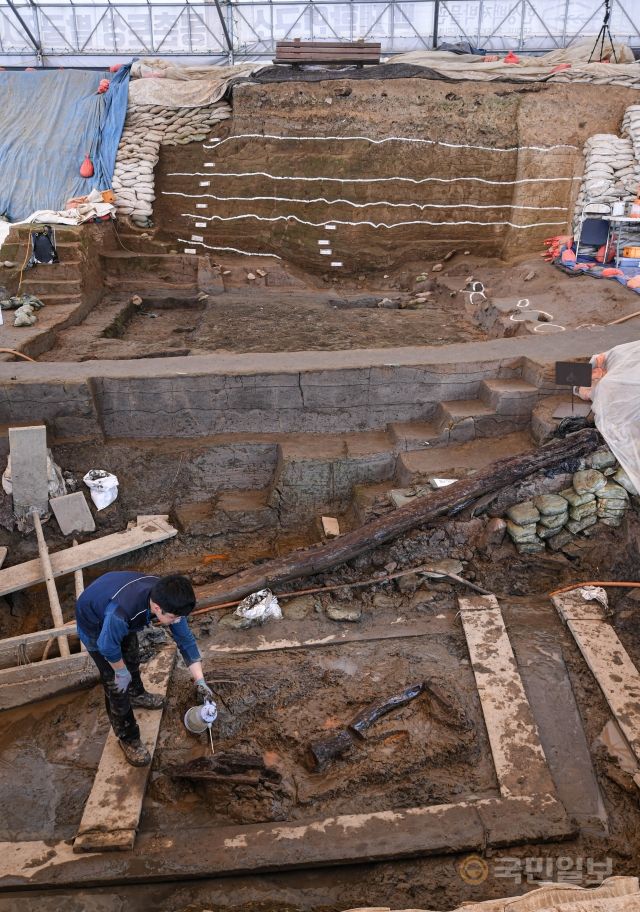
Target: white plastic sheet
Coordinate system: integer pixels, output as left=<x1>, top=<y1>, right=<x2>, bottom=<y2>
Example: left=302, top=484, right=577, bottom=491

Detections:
left=591, top=340, right=640, bottom=498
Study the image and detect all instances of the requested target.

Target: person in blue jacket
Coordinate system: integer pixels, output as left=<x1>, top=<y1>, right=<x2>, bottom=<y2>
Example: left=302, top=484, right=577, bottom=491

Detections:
left=76, top=570, right=213, bottom=767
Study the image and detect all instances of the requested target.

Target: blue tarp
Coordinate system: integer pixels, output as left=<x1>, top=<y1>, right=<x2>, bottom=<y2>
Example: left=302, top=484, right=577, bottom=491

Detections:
left=0, top=66, right=130, bottom=222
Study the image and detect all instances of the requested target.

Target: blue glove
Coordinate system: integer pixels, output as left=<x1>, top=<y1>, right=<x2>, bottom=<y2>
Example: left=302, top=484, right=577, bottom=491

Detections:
left=114, top=667, right=132, bottom=693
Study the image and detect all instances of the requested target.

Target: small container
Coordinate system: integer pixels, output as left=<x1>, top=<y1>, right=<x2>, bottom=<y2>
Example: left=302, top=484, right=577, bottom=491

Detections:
left=184, top=700, right=218, bottom=734
left=630, top=198, right=640, bottom=218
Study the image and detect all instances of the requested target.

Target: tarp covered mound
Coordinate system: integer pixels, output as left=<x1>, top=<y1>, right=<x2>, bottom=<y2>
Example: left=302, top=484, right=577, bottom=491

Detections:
left=0, top=66, right=130, bottom=222
left=389, top=38, right=640, bottom=86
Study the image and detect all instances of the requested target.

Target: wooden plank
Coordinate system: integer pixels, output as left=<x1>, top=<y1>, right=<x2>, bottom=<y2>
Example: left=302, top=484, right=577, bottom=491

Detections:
left=0, top=652, right=99, bottom=710
left=459, top=595, right=556, bottom=799
left=553, top=592, right=640, bottom=765
left=73, top=646, right=175, bottom=853
left=0, top=624, right=79, bottom=669
left=0, top=517, right=176, bottom=598
left=0, top=795, right=573, bottom=889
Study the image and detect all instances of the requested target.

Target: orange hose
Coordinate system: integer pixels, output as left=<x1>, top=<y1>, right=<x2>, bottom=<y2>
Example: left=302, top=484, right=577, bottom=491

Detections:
left=549, top=581, right=640, bottom=597
left=0, top=349, right=36, bottom=362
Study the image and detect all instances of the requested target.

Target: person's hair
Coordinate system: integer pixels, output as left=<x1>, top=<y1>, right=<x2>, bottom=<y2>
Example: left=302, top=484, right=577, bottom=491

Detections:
left=150, top=574, right=196, bottom=616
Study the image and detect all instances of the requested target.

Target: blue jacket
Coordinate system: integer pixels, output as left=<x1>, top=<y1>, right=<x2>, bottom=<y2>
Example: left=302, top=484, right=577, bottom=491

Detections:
left=75, top=571, right=201, bottom=666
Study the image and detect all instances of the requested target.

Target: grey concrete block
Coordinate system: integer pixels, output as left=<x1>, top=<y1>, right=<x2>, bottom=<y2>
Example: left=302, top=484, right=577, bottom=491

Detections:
left=50, top=492, right=96, bottom=535
left=8, top=425, right=48, bottom=515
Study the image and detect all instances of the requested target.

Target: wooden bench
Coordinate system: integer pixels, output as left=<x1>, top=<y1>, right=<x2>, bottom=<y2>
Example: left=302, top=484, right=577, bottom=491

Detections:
left=273, top=39, right=381, bottom=67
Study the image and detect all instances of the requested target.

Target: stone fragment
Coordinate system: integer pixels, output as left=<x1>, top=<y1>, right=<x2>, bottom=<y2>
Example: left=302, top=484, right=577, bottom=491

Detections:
left=533, top=494, right=568, bottom=516
left=420, top=558, right=464, bottom=577
left=560, top=488, right=595, bottom=508
left=409, top=590, right=436, bottom=609
left=523, top=270, right=536, bottom=281
left=432, top=263, right=443, bottom=272
left=590, top=447, right=617, bottom=470
left=483, top=516, right=506, bottom=547
left=246, top=272, right=256, bottom=281
left=131, top=295, right=142, bottom=306
left=506, top=501, right=540, bottom=526
left=218, top=612, right=253, bottom=630
left=573, top=469, right=607, bottom=495
left=282, top=595, right=315, bottom=620
left=326, top=603, right=362, bottom=622
left=538, top=511, right=569, bottom=530
left=321, top=516, right=340, bottom=538
left=570, top=500, right=597, bottom=521
left=372, top=593, right=397, bottom=609
left=255, top=269, right=267, bottom=277
left=566, top=515, right=598, bottom=534
left=614, top=467, right=639, bottom=495
left=506, top=521, right=538, bottom=544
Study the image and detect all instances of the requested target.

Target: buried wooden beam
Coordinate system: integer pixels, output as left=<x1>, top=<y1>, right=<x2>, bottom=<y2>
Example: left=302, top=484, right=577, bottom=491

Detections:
left=0, top=652, right=100, bottom=710
left=0, top=516, right=176, bottom=599
left=0, top=794, right=573, bottom=890
left=458, top=594, right=557, bottom=800
left=552, top=590, right=640, bottom=770
left=73, top=646, right=175, bottom=853
left=195, top=430, right=599, bottom=609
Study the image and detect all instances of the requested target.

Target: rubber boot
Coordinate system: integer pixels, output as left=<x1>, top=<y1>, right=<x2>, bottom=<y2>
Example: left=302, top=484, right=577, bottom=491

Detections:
left=130, top=691, right=165, bottom=710
left=118, top=738, right=151, bottom=767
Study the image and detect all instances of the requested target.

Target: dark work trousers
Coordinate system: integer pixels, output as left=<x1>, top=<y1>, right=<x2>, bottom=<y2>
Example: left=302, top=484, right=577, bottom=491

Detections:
left=88, top=632, right=145, bottom=743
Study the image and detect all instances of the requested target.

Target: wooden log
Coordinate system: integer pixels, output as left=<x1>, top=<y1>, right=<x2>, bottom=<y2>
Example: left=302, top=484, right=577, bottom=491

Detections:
left=308, top=729, right=355, bottom=770
left=196, top=430, right=599, bottom=609
left=349, top=683, right=425, bottom=737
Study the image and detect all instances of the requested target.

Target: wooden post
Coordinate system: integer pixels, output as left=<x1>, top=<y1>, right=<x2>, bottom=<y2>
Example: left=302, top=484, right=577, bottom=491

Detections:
left=73, top=539, right=86, bottom=652
left=32, top=511, right=70, bottom=658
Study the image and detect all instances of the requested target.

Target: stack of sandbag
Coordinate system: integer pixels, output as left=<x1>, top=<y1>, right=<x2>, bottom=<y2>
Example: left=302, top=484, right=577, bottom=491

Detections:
left=597, top=480, right=630, bottom=526
left=112, top=100, right=231, bottom=227
left=563, top=469, right=603, bottom=533
left=534, top=493, right=569, bottom=540
left=573, top=133, right=635, bottom=232
left=620, top=105, right=640, bottom=187
left=506, top=501, right=544, bottom=554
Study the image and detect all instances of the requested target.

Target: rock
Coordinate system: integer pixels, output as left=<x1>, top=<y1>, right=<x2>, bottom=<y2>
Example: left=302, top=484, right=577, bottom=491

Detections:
left=523, top=270, right=536, bottom=281
left=566, top=515, right=598, bottom=534
left=589, top=447, right=617, bottom=470
left=421, top=558, right=464, bottom=578
left=506, top=501, right=540, bottom=526
left=2, top=261, right=16, bottom=268
left=561, top=488, right=595, bottom=508
left=573, top=469, right=607, bottom=495
left=256, top=268, right=267, bottom=277
left=372, top=592, right=398, bottom=609
left=533, top=494, right=568, bottom=516
left=246, top=272, right=256, bottom=281
left=432, top=263, right=444, bottom=272
left=131, top=294, right=143, bottom=306
left=482, top=516, right=506, bottom=548
left=547, top=528, right=574, bottom=551
left=326, top=603, right=362, bottom=622
left=614, top=467, right=639, bottom=495
left=282, top=595, right=315, bottom=620
left=409, top=590, right=436, bottom=609
left=538, top=510, right=569, bottom=530
left=396, top=573, right=422, bottom=593
left=218, top=612, right=253, bottom=630
left=570, top=500, right=598, bottom=521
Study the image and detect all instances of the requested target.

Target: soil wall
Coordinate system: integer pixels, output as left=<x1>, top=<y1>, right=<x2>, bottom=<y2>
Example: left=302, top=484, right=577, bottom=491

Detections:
left=153, top=77, right=637, bottom=275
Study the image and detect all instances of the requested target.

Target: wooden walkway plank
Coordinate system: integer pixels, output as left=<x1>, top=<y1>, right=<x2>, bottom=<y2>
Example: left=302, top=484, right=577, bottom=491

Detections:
left=0, top=652, right=99, bottom=710
left=553, top=591, right=640, bottom=764
left=73, top=646, right=176, bottom=853
left=0, top=517, right=176, bottom=598
left=459, top=594, right=556, bottom=800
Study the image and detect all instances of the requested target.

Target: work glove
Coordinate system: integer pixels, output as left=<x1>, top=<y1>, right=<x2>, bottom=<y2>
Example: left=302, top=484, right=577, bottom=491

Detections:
left=113, top=667, right=132, bottom=694
left=195, top=677, right=214, bottom=702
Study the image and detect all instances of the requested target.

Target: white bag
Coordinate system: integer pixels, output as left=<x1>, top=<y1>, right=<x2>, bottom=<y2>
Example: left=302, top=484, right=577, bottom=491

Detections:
left=83, top=469, right=119, bottom=510
left=233, top=588, right=282, bottom=625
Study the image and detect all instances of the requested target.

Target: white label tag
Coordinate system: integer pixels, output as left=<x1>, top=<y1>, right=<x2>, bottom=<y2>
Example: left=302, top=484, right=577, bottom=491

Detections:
left=204, top=162, right=215, bottom=167
left=195, top=222, right=207, bottom=228
left=326, top=224, right=337, bottom=230
left=330, top=261, right=343, bottom=267
left=320, top=249, right=332, bottom=255
left=184, top=248, right=197, bottom=254
left=318, top=240, right=330, bottom=246
left=199, top=181, right=210, bottom=187
left=196, top=203, right=208, bottom=209
left=191, top=235, right=204, bottom=242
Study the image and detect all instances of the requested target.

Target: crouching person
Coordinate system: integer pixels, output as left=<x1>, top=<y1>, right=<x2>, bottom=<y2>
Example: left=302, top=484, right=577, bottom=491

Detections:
left=76, top=571, right=213, bottom=767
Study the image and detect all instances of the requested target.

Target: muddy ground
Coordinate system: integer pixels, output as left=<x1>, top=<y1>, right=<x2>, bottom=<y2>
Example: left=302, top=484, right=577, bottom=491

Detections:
left=1, top=503, right=640, bottom=911
left=39, top=252, right=639, bottom=360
